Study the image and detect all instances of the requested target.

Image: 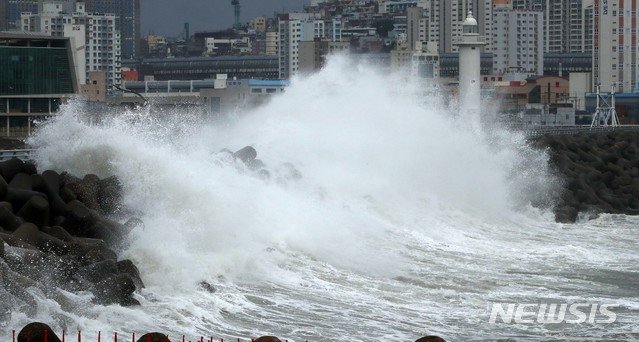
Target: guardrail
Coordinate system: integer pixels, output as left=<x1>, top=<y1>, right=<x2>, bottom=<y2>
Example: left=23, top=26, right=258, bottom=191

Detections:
left=0, top=149, right=34, bottom=162
left=10, top=330, right=303, bottom=342
left=520, top=125, right=639, bottom=137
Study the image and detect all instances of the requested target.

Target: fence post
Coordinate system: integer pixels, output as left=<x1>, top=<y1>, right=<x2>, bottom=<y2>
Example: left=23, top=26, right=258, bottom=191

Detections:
left=62, top=330, right=65, bottom=342
left=132, top=332, right=135, bottom=342
left=98, top=331, right=101, bottom=342
left=77, top=331, right=81, bottom=342
left=114, top=332, right=118, bottom=342
left=12, top=330, right=15, bottom=342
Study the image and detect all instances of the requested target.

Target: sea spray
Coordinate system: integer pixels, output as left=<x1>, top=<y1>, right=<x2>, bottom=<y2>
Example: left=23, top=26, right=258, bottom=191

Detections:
left=16, top=55, right=636, bottom=340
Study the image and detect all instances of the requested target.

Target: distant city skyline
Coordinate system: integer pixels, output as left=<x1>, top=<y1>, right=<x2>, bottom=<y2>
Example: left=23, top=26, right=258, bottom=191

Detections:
left=140, top=0, right=308, bottom=36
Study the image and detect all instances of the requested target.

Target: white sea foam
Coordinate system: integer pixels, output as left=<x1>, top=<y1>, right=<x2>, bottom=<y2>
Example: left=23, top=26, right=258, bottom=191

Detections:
left=3, top=55, right=635, bottom=341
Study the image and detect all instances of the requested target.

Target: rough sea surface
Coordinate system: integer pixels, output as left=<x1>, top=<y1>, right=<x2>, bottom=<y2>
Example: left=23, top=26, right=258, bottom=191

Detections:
left=3, top=56, right=637, bottom=341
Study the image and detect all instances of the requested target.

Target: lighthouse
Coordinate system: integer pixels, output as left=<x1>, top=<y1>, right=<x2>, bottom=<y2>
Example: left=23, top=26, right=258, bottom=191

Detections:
left=454, top=11, right=486, bottom=114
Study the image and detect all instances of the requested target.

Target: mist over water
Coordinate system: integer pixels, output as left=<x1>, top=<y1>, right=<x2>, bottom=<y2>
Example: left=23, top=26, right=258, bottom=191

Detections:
left=7, top=56, right=638, bottom=340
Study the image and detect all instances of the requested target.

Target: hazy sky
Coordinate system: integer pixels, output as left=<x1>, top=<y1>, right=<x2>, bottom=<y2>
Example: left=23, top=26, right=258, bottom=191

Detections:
left=140, top=0, right=308, bottom=36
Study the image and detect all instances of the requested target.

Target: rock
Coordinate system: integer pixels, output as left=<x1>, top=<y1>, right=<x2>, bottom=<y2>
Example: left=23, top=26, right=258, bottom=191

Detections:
left=124, top=217, right=144, bottom=232
left=118, top=259, right=144, bottom=289
left=233, top=146, right=257, bottom=163
left=415, top=337, right=446, bottom=342
left=199, top=281, right=215, bottom=293
left=66, top=174, right=101, bottom=211
left=98, top=176, right=122, bottom=214
left=11, top=222, right=41, bottom=247
left=247, top=158, right=265, bottom=171
left=0, top=158, right=25, bottom=183
left=45, top=226, right=74, bottom=242
left=254, top=337, right=282, bottom=342
left=136, top=333, right=170, bottom=342
left=61, top=200, right=97, bottom=236
left=76, top=259, right=118, bottom=283
left=6, top=188, right=47, bottom=212
left=59, top=186, right=77, bottom=203
left=13, top=223, right=68, bottom=256
left=16, top=195, right=50, bottom=227
left=8, top=173, right=33, bottom=190
left=69, top=239, right=117, bottom=265
left=0, top=175, right=8, bottom=200
left=93, top=273, right=136, bottom=305
left=17, top=322, right=62, bottom=342
left=0, top=205, right=24, bottom=232
left=22, top=161, right=37, bottom=175
left=41, top=170, right=61, bottom=195
left=34, top=171, right=67, bottom=217
left=555, top=206, right=578, bottom=223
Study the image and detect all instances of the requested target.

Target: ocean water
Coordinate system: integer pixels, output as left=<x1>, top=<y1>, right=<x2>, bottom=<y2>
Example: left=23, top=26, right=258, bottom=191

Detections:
left=3, top=56, right=638, bottom=341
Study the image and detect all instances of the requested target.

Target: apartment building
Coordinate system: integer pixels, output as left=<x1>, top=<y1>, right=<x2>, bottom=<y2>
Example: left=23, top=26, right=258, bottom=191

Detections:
left=593, top=0, right=639, bottom=92
left=22, top=1, right=121, bottom=88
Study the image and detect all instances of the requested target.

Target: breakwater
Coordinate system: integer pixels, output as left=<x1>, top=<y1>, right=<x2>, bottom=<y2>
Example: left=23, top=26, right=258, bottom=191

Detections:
left=0, top=157, right=143, bottom=318
left=533, top=131, right=639, bottom=223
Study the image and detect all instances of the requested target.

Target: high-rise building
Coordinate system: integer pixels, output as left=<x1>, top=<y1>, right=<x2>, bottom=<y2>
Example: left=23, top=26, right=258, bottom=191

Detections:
left=406, top=6, right=426, bottom=51
left=593, top=0, right=639, bottom=92
left=1, top=0, right=38, bottom=30
left=278, top=13, right=342, bottom=79
left=22, top=1, right=121, bottom=88
left=492, top=1, right=544, bottom=76
left=422, top=0, right=493, bottom=53
left=84, top=0, right=140, bottom=58
left=511, top=0, right=594, bottom=53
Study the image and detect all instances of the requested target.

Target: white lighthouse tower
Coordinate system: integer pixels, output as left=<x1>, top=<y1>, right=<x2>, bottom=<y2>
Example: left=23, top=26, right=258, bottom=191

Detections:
left=454, top=10, right=486, bottom=114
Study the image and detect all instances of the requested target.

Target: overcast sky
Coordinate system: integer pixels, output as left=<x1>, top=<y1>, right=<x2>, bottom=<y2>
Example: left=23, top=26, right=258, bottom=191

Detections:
left=140, top=0, right=308, bottom=36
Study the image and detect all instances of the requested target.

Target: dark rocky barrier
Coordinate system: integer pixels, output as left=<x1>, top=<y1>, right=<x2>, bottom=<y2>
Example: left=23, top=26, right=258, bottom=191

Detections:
left=532, top=131, right=639, bottom=223
left=0, top=157, right=144, bottom=316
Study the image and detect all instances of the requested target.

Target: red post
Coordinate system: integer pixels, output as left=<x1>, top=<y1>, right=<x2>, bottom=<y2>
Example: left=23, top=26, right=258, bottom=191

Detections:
left=114, top=332, right=118, bottom=342
left=77, top=331, right=81, bottom=342
left=132, top=332, right=135, bottom=342
left=62, top=330, right=65, bottom=342
left=147, top=333, right=151, bottom=342
left=44, top=329, right=49, bottom=342
left=98, top=331, right=101, bottom=342
left=12, top=330, right=15, bottom=342
left=182, top=335, right=185, bottom=342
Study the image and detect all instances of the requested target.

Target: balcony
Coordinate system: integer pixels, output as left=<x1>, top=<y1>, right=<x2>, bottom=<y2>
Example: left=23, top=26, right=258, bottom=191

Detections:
left=452, top=35, right=487, bottom=46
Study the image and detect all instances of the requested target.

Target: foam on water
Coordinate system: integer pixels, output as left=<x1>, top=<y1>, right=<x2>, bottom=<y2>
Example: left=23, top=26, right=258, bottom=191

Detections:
left=3, top=55, right=637, bottom=340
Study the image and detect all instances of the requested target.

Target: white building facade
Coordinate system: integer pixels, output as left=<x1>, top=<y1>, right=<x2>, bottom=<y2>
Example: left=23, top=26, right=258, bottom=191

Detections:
left=593, top=0, right=639, bottom=92
left=511, top=0, right=594, bottom=53
left=420, top=0, right=493, bottom=53
left=492, top=3, right=544, bottom=76
left=278, top=13, right=343, bottom=79
left=21, top=1, right=121, bottom=87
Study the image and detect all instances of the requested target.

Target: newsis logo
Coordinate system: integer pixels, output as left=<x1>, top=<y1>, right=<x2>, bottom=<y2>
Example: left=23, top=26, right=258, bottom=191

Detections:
left=488, top=303, right=617, bottom=324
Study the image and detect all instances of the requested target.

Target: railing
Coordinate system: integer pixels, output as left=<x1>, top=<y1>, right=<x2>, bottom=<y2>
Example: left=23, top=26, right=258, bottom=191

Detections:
left=452, top=35, right=487, bottom=44
left=0, top=149, right=34, bottom=162
left=520, top=125, right=639, bottom=137
left=10, top=330, right=305, bottom=342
